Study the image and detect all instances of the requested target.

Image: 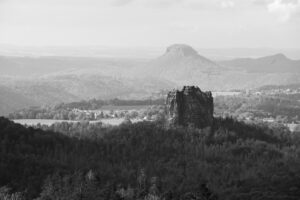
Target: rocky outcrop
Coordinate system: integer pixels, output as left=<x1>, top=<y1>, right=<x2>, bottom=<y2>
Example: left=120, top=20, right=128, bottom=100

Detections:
left=165, top=44, right=199, bottom=57
left=166, top=86, right=213, bottom=129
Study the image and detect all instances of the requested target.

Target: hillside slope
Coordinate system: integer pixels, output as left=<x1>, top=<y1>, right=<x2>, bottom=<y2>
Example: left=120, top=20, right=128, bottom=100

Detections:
left=0, top=86, right=37, bottom=116
left=0, top=74, right=173, bottom=116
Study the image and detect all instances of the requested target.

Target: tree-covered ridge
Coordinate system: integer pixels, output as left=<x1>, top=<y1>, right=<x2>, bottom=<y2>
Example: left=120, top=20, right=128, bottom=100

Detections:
left=55, top=98, right=165, bottom=110
left=215, top=94, right=300, bottom=123
left=9, top=92, right=300, bottom=127
left=8, top=98, right=165, bottom=121
left=1, top=117, right=300, bottom=199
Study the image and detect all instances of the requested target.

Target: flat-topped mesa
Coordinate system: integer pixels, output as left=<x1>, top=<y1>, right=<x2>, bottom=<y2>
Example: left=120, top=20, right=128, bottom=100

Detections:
left=166, top=86, right=213, bottom=129
left=165, top=44, right=199, bottom=57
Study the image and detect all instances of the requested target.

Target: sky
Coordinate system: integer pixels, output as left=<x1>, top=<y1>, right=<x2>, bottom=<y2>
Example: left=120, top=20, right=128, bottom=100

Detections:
left=0, top=0, right=299, bottom=48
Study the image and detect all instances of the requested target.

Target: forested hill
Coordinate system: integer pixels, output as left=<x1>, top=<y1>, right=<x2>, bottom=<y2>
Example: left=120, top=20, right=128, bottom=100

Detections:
left=1, top=117, right=300, bottom=200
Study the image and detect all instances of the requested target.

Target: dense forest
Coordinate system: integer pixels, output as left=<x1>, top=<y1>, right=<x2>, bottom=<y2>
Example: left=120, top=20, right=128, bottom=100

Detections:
left=214, top=94, right=300, bottom=122
left=1, top=116, right=300, bottom=200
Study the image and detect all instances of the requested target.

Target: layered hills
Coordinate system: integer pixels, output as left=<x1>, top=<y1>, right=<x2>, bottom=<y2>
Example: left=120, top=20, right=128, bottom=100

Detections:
left=0, top=44, right=300, bottom=115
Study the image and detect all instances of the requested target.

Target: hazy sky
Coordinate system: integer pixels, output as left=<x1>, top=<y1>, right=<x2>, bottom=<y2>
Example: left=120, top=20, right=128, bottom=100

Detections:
left=0, top=0, right=299, bottom=48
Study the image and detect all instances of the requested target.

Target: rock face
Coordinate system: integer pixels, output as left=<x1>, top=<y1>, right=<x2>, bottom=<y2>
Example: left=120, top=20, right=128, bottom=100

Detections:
left=165, top=44, right=199, bottom=57
left=166, top=86, right=213, bottom=129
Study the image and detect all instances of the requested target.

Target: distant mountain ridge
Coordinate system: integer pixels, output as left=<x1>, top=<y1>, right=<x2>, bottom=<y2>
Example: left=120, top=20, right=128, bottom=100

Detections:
left=1, top=44, right=300, bottom=116
left=219, top=53, right=300, bottom=73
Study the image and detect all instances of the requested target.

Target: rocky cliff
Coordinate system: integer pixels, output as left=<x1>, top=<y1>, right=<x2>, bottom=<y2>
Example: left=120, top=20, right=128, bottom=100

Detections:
left=166, top=86, right=213, bottom=129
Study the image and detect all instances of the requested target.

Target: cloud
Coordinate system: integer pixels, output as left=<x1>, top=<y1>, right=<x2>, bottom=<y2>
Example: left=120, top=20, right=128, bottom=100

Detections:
left=252, top=0, right=272, bottom=6
left=110, top=0, right=134, bottom=6
left=220, top=0, right=235, bottom=8
left=267, top=0, right=300, bottom=22
left=108, top=0, right=183, bottom=7
left=107, top=0, right=238, bottom=9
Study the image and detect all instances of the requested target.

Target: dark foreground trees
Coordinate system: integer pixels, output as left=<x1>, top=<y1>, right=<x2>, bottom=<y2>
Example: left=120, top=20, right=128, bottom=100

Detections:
left=0, top=117, right=300, bottom=200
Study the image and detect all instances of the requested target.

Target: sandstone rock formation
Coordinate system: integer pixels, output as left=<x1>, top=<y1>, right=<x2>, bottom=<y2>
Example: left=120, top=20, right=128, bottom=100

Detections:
left=166, top=86, right=213, bottom=129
